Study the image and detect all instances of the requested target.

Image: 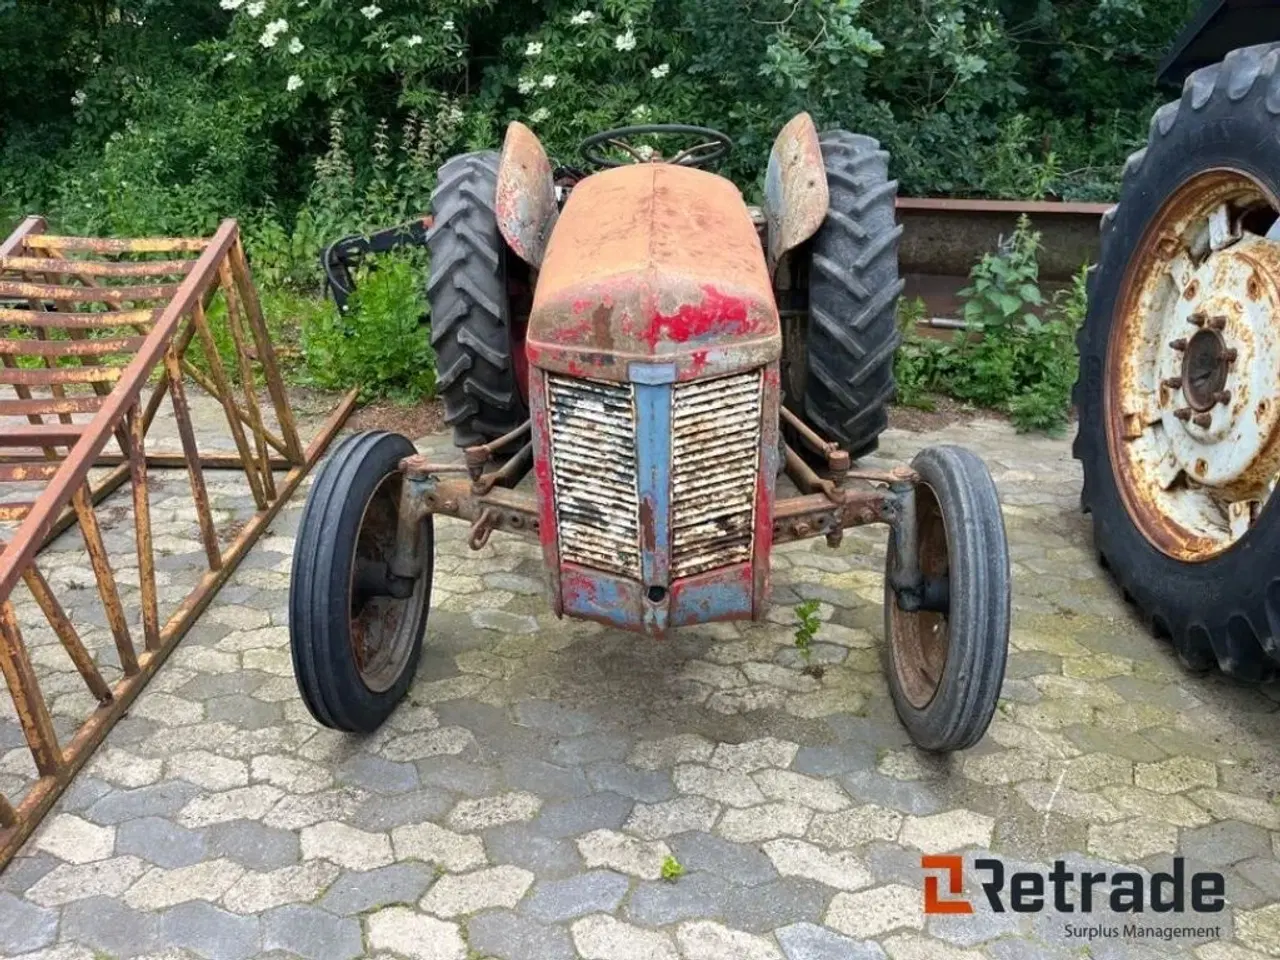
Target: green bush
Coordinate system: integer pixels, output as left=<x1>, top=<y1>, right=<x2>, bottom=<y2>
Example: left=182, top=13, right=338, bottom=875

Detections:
left=301, top=255, right=435, bottom=401
left=893, top=217, right=1086, bottom=434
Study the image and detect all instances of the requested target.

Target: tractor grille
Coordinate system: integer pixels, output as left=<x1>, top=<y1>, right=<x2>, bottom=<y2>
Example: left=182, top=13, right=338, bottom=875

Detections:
left=671, top=371, right=762, bottom=578
left=546, top=374, right=641, bottom=578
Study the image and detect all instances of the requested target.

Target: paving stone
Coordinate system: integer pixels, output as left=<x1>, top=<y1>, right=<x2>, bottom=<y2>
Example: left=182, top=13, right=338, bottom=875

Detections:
left=0, top=852, right=57, bottom=895
left=716, top=802, right=811, bottom=844
left=0, top=891, right=58, bottom=954
left=572, top=913, right=679, bottom=960
left=299, top=820, right=394, bottom=871
left=166, top=750, right=250, bottom=791
left=585, top=761, right=675, bottom=802
left=222, top=860, right=340, bottom=913
left=317, top=862, right=435, bottom=915
left=792, top=743, right=878, bottom=778
left=808, top=804, right=904, bottom=848
left=763, top=838, right=875, bottom=891
left=1179, top=820, right=1272, bottom=867
left=26, top=855, right=149, bottom=906
left=391, top=820, right=487, bottom=871
left=34, top=813, right=116, bottom=864
left=484, top=823, right=583, bottom=877
left=899, top=809, right=995, bottom=852
left=669, top=832, right=778, bottom=887
left=419, top=863, right=534, bottom=917
left=576, top=828, right=672, bottom=879
left=205, top=820, right=301, bottom=871
left=514, top=699, right=599, bottom=736
left=628, top=734, right=715, bottom=770
left=674, top=763, right=767, bottom=808
left=447, top=790, right=542, bottom=831
left=709, top=737, right=800, bottom=773
left=825, top=884, right=924, bottom=939
left=158, top=900, right=261, bottom=960
left=754, top=768, right=852, bottom=812
left=84, top=780, right=201, bottom=825
left=719, top=877, right=829, bottom=933
left=676, top=920, right=782, bottom=960
left=336, top=753, right=420, bottom=793
left=467, top=910, right=577, bottom=960
left=60, top=895, right=162, bottom=958
left=261, top=904, right=363, bottom=960
left=250, top=754, right=334, bottom=794
left=123, top=857, right=245, bottom=910
left=775, top=922, right=888, bottom=960
left=117, top=816, right=208, bottom=868
left=1087, top=818, right=1178, bottom=861
left=513, top=870, right=629, bottom=927
left=365, top=905, right=466, bottom=960
left=534, top=791, right=635, bottom=838
left=176, top=784, right=283, bottom=829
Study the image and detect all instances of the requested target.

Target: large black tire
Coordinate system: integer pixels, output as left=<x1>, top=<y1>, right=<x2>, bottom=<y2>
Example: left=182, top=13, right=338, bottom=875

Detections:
left=427, top=151, right=526, bottom=449
left=796, top=131, right=905, bottom=460
left=885, top=445, right=1010, bottom=752
left=1073, top=44, right=1280, bottom=680
left=290, top=430, right=432, bottom=732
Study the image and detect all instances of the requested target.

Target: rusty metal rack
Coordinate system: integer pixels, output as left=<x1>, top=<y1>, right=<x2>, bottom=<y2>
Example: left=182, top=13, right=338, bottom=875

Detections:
left=0, top=216, right=355, bottom=867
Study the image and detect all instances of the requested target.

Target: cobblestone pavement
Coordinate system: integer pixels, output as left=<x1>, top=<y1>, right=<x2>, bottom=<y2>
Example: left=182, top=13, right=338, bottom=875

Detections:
left=2, top=411, right=1279, bottom=960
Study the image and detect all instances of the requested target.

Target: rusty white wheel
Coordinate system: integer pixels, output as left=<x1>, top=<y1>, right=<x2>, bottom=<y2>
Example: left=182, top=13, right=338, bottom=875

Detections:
left=1106, top=169, right=1280, bottom=561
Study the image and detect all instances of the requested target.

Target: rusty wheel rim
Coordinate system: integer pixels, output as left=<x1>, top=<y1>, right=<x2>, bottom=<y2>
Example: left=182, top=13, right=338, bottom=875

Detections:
left=1106, top=169, right=1280, bottom=562
left=889, top=481, right=950, bottom=709
left=348, top=472, right=426, bottom=693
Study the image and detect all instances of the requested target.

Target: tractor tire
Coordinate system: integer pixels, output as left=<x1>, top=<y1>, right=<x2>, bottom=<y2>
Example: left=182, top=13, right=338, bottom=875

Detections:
left=427, top=151, right=526, bottom=449
left=1073, top=44, right=1280, bottom=680
left=797, top=131, right=905, bottom=461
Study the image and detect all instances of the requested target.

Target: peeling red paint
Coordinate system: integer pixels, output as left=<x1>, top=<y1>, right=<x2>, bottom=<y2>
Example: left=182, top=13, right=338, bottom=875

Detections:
left=643, top=284, right=756, bottom=349
left=690, top=349, right=709, bottom=376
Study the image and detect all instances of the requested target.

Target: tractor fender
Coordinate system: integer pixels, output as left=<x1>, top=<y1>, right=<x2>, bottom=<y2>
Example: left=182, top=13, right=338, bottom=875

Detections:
left=1157, top=0, right=1280, bottom=87
left=763, top=112, right=830, bottom=277
left=494, top=121, right=559, bottom=269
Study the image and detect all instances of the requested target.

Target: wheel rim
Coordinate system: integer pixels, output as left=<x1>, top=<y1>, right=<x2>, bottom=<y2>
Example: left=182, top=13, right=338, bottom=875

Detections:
left=348, top=471, right=427, bottom=693
left=1105, top=169, right=1280, bottom=562
left=888, top=481, right=950, bottom=710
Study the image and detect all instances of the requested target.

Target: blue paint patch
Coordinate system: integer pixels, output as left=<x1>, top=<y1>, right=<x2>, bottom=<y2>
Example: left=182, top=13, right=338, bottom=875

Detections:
left=629, top=362, right=678, bottom=385
left=561, top=565, right=644, bottom=631
left=670, top=564, right=754, bottom=628
left=634, top=381, right=672, bottom=635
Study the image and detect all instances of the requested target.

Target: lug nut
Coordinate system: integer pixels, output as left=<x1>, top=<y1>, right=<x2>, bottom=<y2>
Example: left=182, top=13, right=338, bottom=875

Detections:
left=1188, top=312, right=1206, bottom=327
left=1193, top=412, right=1213, bottom=427
left=1170, top=338, right=1188, bottom=351
left=1223, top=348, right=1238, bottom=363
left=1208, top=315, right=1227, bottom=330
left=1174, top=407, right=1193, bottom=421
left=1162, top=376, right=1183, bottom=388
left=1215, top=389, right=1232, bottom=405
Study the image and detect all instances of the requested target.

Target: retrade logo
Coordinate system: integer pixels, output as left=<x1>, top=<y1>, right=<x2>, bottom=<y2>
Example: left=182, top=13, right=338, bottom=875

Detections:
left=921, top=855, right=1226, bottom=916
left=922, top=855, right=972, bottom=914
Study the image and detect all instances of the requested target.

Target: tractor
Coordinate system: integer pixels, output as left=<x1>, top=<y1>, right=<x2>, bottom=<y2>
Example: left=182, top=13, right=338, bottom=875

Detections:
left=1072, top=0, right=1280, bottom=679
left=289, top=115, right=1012, bottom=753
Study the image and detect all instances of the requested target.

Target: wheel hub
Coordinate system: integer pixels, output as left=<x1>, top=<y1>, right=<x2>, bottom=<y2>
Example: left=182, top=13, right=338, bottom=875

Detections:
left=1157, top=235, right=1280, bottom=497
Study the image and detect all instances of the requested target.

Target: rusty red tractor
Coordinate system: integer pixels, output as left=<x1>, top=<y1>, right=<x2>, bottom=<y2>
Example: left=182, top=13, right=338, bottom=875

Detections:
left=288, top=115, right=1012, bottom=752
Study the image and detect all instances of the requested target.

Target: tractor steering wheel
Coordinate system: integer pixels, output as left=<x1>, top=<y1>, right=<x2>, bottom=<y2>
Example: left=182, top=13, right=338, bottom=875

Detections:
left=579, top=124, right=733, bottom=170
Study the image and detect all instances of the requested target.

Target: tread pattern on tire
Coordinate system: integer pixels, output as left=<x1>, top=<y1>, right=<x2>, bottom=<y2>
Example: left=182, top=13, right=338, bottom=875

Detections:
left=801, top=131, right=906, bottom=460
left=1072, top=43, right=1280, bottom=679
left=427, top=151, right=525, bottom=448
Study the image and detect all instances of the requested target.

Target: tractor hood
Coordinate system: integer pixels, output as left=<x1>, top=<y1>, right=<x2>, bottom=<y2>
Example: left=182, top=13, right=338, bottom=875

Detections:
left=526, top=163, right=781, bottom=383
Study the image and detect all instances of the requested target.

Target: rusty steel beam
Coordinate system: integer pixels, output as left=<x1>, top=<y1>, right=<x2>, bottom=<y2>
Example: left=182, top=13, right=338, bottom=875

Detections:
left=0, top=216, right=356, bottom=870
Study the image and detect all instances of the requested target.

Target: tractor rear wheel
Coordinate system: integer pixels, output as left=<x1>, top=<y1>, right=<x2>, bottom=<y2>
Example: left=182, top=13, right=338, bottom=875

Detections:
left=791, top=131, right=905, bottom=461
left=427, top=151, right=528, bottom=449
left=1073, top=44, right=1280, bottom=679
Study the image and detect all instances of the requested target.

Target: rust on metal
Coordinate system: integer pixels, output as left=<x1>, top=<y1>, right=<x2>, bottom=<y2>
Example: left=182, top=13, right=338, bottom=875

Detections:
left=495, top=121, right=560, bottom=268
left=763, top=111, right=829, bottom=274
left=0, top=216, right=355, bottom=868
left=1105, top=168, right=1280, bottom=561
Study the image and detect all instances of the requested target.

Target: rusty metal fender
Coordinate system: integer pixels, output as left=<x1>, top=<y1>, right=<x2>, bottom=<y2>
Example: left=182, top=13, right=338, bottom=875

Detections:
left=495, top=121, right=559, bottom=268
left=763, top=112, right=829, bottom=276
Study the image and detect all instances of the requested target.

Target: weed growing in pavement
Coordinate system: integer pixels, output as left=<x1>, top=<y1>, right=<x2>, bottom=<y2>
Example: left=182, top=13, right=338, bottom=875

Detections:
left=661, top=855, right=685, bottom=882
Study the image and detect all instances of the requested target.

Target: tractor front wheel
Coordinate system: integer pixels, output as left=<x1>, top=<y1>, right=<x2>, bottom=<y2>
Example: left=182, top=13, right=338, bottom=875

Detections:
left=884, top=445, right=1010, bottom=752
left=289, top=431, right=433, bottom=732
left=1074, top=44, right=1280, bottom=679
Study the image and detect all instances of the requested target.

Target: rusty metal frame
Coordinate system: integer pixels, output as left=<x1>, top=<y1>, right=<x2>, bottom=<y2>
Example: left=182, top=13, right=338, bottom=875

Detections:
left=0, top=216, right=355, bottom=866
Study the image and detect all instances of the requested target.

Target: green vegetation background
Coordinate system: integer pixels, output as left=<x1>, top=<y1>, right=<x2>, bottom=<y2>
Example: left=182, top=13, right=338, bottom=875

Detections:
left=0, top=0, right=1194, bottom=425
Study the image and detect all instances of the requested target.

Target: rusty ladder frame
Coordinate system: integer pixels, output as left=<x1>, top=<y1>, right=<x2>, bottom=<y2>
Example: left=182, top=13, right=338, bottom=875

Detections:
left=0, top=216, right=355, bottom=867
